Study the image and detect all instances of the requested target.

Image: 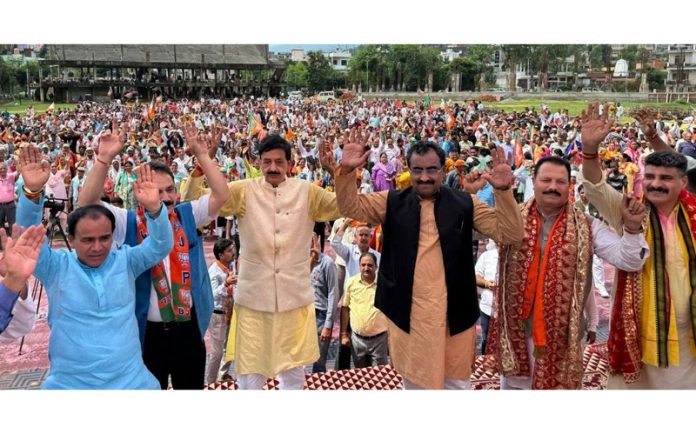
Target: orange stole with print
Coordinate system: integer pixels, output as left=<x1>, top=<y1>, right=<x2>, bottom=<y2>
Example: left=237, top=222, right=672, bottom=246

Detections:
left=136, top=206, right=192, bottom=322
left=489, top=199, right=592, bottom=389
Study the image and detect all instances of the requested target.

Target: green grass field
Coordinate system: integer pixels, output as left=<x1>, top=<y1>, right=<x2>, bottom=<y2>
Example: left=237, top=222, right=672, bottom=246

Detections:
left=0, top=100, right=77, bottom=114
left=2, top=98, right=694, bottom=125
left=485, top=99, right=695, bottom=124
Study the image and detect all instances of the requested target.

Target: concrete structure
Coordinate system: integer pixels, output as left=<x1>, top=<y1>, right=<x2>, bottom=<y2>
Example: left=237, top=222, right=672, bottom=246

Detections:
left=440, top=48, right=462, bottom=63
left=666, top=44, right=696, bottom=92
left=325, top=49, right=351, bottom=71
left=33, top=44, right=285, bottom=102
left=290, top=48, right=306, bottom=63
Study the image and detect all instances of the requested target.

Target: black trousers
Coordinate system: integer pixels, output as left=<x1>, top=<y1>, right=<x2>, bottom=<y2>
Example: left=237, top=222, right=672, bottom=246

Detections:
left=143, top=309, right=207, bottom=390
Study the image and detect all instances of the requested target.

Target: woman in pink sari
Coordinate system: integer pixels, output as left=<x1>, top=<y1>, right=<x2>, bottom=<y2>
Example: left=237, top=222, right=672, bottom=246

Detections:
left=371, top=152, right=396, bottom=192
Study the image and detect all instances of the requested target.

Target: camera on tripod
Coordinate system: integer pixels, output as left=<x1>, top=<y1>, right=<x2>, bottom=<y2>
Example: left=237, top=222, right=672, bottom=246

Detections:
left=44, top=194, right=68, bottom=216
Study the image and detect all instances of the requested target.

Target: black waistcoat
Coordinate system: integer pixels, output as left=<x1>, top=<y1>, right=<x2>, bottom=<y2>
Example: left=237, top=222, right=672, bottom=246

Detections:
left=376, top=186, right=479, bottom=335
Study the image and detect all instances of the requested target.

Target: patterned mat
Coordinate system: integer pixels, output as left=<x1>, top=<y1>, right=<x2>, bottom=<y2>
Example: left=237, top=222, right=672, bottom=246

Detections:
left=205, top=343, right=609, bottom=390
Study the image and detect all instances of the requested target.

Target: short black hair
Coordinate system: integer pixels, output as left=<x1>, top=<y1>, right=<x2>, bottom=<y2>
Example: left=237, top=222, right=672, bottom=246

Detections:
left=148, top=161, right=175, bottom=183
left=644, top=151, right=687, bottom=175
left=533, top=156, right=571, bottom=181
left=111, top=196, right=124, bottom=206
left=258, top=134, right=291, bottom=160
left=359, top=251, right=378, bottom=265
left=406, top=141, right=445, bottom=167
left=686, top=168, right=696, bottom=193
left=213, top=238, right=235, bottom=260
left=67, top=204, right=116, bottom=237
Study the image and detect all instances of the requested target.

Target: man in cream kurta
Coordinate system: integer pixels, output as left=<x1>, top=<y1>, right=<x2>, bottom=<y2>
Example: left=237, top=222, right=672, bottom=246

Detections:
left=323, top=135, right=525, bottom=389
left=186, top=135, right=339, bottom=389
left=580, top=105, right=696, bottom=389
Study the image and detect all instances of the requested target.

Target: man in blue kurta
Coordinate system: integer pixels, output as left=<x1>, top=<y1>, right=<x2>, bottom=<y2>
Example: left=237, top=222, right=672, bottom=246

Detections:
left=77, top=120, right=230, bottom=389
left=17, top=145, right=173, bottom=389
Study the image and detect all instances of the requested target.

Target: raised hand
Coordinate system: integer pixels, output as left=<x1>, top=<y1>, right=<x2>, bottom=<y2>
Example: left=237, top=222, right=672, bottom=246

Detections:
left=319, top=140, right=337, bottom=176
left=464, top=170, right=487, bottom=194
left=133, top=164, right=162, bottom=213
left=579, top=102, right=614, bottom=154
left=0, top=224, right=46, bottom=290
left=97, top=117, right=126, bottom=161
left=17, top=144, right=50, bottom=192
left=481, top=147, right=514, bottom=190
left=621, top=194, right=646, bottom=232
left=182, top=121, right=208, bottom=158
left=204, top=123, right=224, bottom=160
left=633, top=108, right=657, bottom=138
left=338, top=127, right=371, bottom=172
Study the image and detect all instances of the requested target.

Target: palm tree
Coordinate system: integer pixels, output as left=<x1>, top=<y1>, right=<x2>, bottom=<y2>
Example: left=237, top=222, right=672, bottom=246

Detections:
left=501, top=45, right=531, bottom=91
left=466, top=45, right=495, bottom=91
left=530, top=45, right=571, bottom=90
left=421, top=47, right=441, bottom=92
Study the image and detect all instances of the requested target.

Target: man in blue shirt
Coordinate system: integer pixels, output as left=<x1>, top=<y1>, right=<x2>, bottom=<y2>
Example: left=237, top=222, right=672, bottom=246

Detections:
left=16, top=144, right=173, bottom=389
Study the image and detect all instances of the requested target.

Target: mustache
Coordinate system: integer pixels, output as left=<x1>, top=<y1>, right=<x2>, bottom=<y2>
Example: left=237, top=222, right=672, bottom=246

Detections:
left=267, top=171, right=282, bottom=175
left=647, top=187, right=669, bottom=194
left=417, top=180, right=435, bottom=185
left=542, top=190, right=561, bottom=196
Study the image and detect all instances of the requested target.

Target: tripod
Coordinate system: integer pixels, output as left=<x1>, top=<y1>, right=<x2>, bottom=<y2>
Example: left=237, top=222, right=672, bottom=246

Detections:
left=17, top=206, right=71, bottom=355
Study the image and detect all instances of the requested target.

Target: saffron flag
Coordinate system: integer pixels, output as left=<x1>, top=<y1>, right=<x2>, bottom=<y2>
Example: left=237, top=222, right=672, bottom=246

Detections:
left=259, top=128, right=268, bottom=142
left=285, top=127, right=296, bottom=142
left=1, top=129, right=9, bottom=142
left=514, top=133, right=524, bottom=167
left=46, top=102, right=55, bottom=113
left=446, top=111, right=455, bottom=131
left=248, top=112, right=264, bottom=136
left=148, top=98, right=156, bottom=120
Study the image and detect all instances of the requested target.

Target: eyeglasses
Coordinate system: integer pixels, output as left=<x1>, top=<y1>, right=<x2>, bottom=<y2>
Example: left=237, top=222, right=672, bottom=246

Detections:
left=410, top=167, right=442, bottom=176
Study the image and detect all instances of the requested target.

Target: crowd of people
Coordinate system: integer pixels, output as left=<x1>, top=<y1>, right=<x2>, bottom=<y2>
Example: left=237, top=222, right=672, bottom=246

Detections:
left=1, top=93, right=696, bottom=390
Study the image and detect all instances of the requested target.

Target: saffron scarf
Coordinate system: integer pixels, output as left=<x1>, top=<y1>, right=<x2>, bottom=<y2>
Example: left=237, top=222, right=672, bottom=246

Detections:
left=609, top=190, right=696, bottom=382
left=216, top=259, right=234, bottom=297
left=136, top=205, right=192, bottom=322
left=489, top=199, right=592, bottom=389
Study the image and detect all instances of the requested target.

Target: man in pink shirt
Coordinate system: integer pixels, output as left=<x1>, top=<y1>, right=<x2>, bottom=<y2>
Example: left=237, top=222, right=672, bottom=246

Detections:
left=0, top=163, right=17, bottom=241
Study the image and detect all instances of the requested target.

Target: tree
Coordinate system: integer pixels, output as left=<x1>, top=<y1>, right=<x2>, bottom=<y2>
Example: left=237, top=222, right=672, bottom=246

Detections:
left=501, top=45, right=531, bottom=91
left=449, top=57, right=477, bottom=91
left=529, top=45, right=571, bottom=90
left=646, top=67, right=667, bottom=91
left=567, top=45, right=588, bottom=90
left=286, top=62, right=308, bottom=90
left=421, top=47, right=441, bottom=92
left=348, top=45, right=382, bottom=91
left=0, top=58, right=19, bottom=97
left=388, top=45, right=420, bottom=91
left=306, top=51, right=334, bottom=92
left=466, top=45, right=496, bottom=91
left=619, top=45, right=640, bottom=72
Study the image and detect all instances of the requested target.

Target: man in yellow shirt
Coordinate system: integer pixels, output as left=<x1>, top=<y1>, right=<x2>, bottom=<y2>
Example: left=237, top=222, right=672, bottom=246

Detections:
left=340, top=252, right=388, bottom=368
